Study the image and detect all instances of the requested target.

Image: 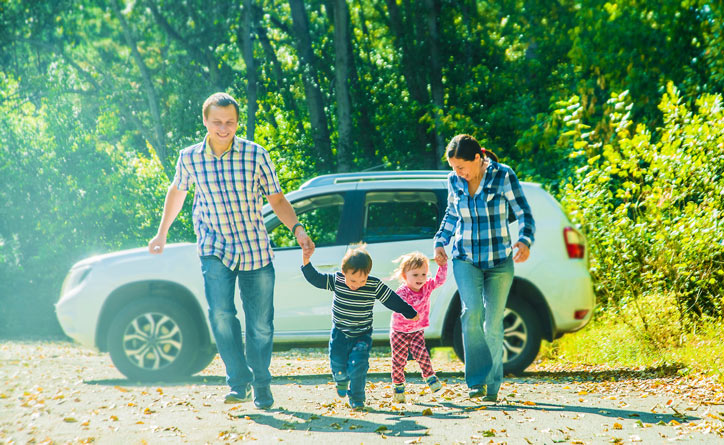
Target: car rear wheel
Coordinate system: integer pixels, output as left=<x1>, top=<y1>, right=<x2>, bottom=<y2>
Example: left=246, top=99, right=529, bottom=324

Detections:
left=452, top=297, right=542, bottom=375
left=107, top=298, right=200, bottom=381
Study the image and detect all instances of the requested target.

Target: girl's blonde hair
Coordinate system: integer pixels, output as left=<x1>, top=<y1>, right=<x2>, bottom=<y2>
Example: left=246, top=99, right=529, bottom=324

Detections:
left=392, top=251, right=429, bottom=282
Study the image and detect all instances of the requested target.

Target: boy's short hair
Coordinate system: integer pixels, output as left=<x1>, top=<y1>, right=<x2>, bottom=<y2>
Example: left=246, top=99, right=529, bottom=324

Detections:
left=202, top=92, right=240, bottom=120
left=341, top=245, right=372, bottom=275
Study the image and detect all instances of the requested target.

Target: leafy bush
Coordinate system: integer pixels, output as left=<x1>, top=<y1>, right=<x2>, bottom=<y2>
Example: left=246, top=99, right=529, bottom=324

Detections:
left=559, top=83, right=724, bottom=343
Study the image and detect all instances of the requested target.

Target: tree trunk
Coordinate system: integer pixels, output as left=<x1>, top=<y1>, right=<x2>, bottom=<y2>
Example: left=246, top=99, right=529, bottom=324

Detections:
left=332, top=0, right=353, bottom=172
left=239, top=0, right=258, bottom=141
left=110, top=0, right=169, bottom=171
left=423, top=0, right=445, bottom=169
left=288, top=0, right=333, bottom=170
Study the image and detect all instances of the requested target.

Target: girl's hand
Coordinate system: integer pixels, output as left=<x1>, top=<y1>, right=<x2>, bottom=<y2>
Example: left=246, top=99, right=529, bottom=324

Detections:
left=513, top=241, right=530, bottom=263
left=434, top=246, right=448, bottom=266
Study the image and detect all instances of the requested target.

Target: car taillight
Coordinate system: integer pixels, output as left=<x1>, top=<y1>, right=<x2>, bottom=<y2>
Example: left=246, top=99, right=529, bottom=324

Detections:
left=563, top=227, right=585, bottom=259
left=574, top=309, right=589, bottom=320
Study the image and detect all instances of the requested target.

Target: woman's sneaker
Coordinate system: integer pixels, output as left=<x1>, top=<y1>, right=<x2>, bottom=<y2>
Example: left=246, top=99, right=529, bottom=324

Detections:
left=468, top=385, right=486, bottom=398
left=350, top=400, right=366, bottom=411
left=336, top=381, right=349, bottom=397
left=426, top=375, right=442, bottom=392
left=393, top=384, right=405, bottom=403
left=224, top=384, right=252, bottom=404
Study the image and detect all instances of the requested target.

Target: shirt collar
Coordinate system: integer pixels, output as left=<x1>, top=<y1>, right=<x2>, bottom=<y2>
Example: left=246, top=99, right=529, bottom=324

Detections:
left=199, top=135, right=241, bottom=156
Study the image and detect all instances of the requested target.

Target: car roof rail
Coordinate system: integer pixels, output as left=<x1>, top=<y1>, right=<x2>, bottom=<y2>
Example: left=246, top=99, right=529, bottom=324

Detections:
left=299, top=170, right=451, bottom=189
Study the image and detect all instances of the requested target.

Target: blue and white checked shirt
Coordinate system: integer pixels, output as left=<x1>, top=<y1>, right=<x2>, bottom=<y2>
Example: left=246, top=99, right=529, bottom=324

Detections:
left=434, top=161, right=535, bottom=269
left=172, top=135, right=282, bottom=271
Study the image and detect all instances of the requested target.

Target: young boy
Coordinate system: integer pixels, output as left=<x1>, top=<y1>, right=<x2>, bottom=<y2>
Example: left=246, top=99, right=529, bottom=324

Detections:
left=301, top=245, right=418, bottom=410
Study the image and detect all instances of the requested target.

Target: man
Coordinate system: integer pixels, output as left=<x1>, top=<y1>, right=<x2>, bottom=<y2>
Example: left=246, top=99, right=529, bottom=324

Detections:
left=148, top=92, right=314, bottom=409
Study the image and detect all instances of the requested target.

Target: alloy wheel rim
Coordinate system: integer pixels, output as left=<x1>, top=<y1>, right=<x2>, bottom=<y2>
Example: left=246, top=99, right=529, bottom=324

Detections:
left=122, top=312, right=183, bottom=370
left=502, top=308, right=527, bottom=363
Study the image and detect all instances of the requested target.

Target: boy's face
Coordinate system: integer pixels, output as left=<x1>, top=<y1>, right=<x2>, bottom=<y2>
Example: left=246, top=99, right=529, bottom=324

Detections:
left=343, top=269, right=368, bottom=290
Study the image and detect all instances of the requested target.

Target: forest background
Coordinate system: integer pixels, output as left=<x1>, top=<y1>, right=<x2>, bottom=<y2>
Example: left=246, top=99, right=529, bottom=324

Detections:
left=1, top=0, right=722, bottom=374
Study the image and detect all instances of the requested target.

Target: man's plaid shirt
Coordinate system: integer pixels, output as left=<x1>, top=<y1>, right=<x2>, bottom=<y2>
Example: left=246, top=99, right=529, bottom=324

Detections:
left=172, top=135, right=282, bottom=271
left=434, top=161, right=535, bottom=269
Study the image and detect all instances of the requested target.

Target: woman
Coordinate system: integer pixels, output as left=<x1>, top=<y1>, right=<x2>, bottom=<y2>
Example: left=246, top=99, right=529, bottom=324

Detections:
left=433, top=134, right=535, bottom=402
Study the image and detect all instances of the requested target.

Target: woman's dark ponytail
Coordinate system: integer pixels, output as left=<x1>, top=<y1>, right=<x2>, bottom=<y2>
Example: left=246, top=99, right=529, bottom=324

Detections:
left=446, top=134, right=498, bottom=163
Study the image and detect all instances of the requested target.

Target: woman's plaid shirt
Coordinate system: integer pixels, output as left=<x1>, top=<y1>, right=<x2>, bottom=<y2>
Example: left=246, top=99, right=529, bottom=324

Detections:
left=172, top=135, right=282, bottom=271
left=434, top=161, right=536, bottom=269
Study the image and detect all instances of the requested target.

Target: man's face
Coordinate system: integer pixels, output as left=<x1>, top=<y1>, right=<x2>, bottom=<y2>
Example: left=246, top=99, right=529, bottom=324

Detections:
left=203, top=105, right=238, bottom=150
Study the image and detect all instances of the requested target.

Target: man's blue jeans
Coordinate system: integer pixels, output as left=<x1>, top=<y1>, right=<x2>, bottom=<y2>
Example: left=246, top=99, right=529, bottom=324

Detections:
left=200, top=256, right=275, bottom=392
left=329, top=327, right=372, bottom=404
left=453, top=257, right=514, bottom=395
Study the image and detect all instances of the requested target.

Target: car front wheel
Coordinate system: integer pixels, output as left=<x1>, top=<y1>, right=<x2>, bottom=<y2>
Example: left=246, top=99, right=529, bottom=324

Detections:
left=452, top=297, right=542, bottom=375
left=107, top=298, right=201, bottom=381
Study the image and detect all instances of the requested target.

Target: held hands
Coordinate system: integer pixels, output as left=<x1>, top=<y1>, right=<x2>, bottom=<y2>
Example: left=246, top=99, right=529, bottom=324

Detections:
left=433, top=246, right=448, bottom=266
left=513, top=241, right=530, bottom=263
left=410, top=314, right=420, bottom=322
left=295, top=226, right=315, bottom=265
left=148, top=233, right=167, bottom=255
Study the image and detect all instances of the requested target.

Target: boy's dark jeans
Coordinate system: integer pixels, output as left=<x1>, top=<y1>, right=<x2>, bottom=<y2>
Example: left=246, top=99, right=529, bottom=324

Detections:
left=329, top=327, right=372, bottom=403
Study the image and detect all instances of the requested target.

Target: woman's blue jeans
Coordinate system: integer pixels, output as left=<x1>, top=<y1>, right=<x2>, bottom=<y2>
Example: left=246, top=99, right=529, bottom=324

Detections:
left=329, top=327, right=372, bottom=404
left=452, top=257, right=514, bottom=395
left=200, top=256, right=275, bottom=392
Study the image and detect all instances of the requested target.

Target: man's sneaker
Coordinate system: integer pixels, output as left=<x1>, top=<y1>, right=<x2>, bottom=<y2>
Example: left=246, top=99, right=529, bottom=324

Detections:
left=350, top=400, right=365, bottom=411
left=483, top=393, right=498, bottom=403
left=468, top=385, right=486, bottom=398
left=253, top=385, right=274, bottom=409
left=392, top=384, right=405, bottom=403
left=224, top=384, right=252, bottom=404
left=426, top=375, right=442, bottom=393
left=336, top=381, right=349, bottom=397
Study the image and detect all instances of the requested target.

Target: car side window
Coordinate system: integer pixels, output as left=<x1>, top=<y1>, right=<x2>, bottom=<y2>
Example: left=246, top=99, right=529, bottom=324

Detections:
left=363, top=191, right=439, bottom=243
left=267, top=193, right=345, bottom=248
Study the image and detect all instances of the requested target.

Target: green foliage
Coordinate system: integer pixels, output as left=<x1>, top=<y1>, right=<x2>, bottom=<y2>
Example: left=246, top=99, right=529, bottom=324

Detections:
left=560, top=83, right=724, bottom=343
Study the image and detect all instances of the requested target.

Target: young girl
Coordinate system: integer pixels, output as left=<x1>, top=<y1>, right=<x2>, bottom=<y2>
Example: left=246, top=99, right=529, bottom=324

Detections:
left=389, top=251, right=447, bottom=402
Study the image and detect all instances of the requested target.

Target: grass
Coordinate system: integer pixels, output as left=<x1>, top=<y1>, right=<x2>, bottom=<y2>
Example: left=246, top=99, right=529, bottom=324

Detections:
left=537, top=311, right=724, bottom=382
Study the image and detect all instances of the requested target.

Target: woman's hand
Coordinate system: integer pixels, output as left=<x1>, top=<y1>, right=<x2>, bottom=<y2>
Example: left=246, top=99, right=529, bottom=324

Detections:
left=434, top=246, right=448, bottom=266
left=513, top=241, right=530, bottom=263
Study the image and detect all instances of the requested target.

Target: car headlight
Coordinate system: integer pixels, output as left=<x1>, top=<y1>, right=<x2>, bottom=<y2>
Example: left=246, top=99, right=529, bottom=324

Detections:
left=60, top=265, right=92, bottom=297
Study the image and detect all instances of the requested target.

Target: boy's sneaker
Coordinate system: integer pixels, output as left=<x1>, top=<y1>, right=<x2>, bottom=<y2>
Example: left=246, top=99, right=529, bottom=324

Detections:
left=224, top=384, right=252, bottom=404
left=392, top=384, right=405, bottom=403
left=336, top=381, right=349, bottom=397
left=426, top=375, right=442, bottom=393
left=468, top=385, right=486, bottom=398
left=350, top=400, right=365, bottom=411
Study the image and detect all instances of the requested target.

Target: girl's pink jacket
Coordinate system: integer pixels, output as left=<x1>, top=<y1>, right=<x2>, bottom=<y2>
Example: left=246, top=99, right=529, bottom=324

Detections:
left=390, top=264, right=448, bottom=333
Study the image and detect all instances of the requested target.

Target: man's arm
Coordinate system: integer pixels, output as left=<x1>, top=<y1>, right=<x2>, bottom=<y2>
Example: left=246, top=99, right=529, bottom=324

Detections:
left=148, top=186, right=187, bottom=254
left=267, top=192, right=315, bottom=258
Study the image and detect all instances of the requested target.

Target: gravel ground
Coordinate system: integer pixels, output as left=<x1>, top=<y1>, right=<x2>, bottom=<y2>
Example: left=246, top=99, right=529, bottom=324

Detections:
left=2, top=341, right=723, bottom=444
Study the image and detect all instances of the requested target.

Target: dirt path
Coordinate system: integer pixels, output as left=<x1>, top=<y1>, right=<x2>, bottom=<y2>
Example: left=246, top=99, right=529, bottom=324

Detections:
left=2, top=341, right=723, bottom=444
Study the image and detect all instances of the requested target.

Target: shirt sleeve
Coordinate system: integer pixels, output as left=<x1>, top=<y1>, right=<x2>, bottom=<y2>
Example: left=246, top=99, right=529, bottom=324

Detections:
left=171, top=151, right=193, bottom=191
left=300, top=263, right=335, bottom=292
left=377, top=281, right=417, bottom=319
left=258, top=147, right=283, bottom=196
left=503, top=167, right=536, bottom=247
left=433, top=174, right=460, bottom=248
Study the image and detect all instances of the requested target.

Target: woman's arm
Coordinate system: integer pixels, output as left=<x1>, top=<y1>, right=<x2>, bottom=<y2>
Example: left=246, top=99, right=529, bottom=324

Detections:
left=503, top=168, right=535, bottom=262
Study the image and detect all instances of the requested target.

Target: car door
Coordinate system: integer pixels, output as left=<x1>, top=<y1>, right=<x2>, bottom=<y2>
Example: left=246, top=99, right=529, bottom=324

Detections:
left=266, top=192, right=350, bottom=336
left=357, top=189, right=443, bottom=335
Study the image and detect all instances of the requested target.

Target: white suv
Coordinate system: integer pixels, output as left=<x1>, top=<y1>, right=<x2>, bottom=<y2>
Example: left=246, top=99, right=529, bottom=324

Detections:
left=56, top=171, right=594, bottom=381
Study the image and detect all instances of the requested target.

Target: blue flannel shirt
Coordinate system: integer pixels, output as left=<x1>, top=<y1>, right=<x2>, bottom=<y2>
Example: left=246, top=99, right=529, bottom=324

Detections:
left=171, top=135, right=282, bottom=271
left=434, top=161, right=535, bottom=269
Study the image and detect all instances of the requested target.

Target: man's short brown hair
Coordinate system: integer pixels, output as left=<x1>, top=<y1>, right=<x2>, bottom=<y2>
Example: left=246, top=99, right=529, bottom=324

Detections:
left=202, top=92, right=240, bottom=120
left=341, top=245, right=373, bottom=275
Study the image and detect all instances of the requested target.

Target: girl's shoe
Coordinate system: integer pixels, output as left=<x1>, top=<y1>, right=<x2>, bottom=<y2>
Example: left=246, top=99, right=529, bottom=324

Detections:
left=426, top=375, right=442, bottom=392
left=336, top=381, right=349, bottom=397
left=393, top=384, right=405, bottom=403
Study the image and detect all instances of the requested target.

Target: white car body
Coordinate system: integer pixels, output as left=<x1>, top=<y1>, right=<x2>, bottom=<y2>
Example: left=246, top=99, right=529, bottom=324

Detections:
left=57, top=171, right=594, bottom=381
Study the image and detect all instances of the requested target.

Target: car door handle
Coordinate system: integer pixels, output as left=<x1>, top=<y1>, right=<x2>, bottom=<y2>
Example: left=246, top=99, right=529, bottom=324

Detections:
left=316, top=264, right=337, bottom=269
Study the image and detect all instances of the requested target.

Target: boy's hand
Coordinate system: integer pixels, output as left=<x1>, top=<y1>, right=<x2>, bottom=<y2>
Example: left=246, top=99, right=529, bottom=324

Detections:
left=302, top=253, right=311, bottom=266
left=410, top=314, right=420, bottom=322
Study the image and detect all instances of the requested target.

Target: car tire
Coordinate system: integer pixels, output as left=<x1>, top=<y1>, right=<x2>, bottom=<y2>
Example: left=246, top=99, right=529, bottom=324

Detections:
left=107, top=298, right=201, bottom=381
left=188, top=344, right=217, bottom=375
left=451, top=297, right=542, bottom=376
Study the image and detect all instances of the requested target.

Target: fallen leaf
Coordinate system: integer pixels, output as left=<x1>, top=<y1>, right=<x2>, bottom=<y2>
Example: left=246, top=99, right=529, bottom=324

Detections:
left=613, top=422, right=623, bottom=429
left=421, top=408, right=433, bottom=416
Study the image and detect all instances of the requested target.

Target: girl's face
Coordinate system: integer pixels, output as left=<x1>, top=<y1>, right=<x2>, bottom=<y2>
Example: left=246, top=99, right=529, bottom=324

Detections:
left=448, top=154, right=482, bottom=182
left=403, top=264, right=429, bottom=292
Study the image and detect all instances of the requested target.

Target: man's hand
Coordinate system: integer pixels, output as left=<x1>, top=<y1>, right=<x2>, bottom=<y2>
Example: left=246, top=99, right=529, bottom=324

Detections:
left=513, top=241, right=530, bottom=263
left=434, top=246, right=448, bottom=266
left=295, top=227, right=315, bottom=259
left=148, top=233, right=167, bottom=255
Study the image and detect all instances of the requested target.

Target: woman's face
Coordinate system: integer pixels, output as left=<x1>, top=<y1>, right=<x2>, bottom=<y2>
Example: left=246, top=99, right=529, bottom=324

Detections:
left=448, top=154, right=482, bottom=182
